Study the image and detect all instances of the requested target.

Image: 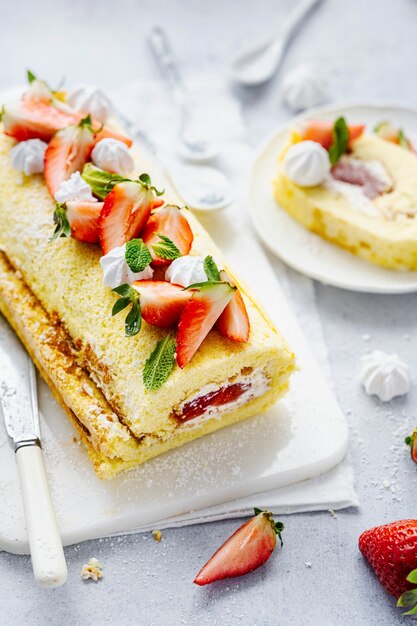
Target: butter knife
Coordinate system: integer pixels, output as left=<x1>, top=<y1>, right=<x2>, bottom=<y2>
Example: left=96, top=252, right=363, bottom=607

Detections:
left=0, top=322, right=67, bottom=587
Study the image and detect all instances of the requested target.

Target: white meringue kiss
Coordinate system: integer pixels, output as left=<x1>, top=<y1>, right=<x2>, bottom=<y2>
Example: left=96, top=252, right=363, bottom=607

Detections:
left=282, top=64, right=329, bottom=112
left=68, top=86, right=112, bottom=124
left=360, top=350, right=410, bottom=402
left=91, top=138, right=134, bottom=176
left=100, top=244, right=154, bottom=288
left=11, top=139, right=48, bottom=175
left=54, top=172, right=97, bottom=203
left=165, top=255, right=210, bottom=287
left=283, top=140, right=331, bottom=187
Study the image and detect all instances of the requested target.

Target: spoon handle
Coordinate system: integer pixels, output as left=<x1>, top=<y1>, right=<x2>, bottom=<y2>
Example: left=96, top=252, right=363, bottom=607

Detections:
left=149, top=26, right=187, bottom=104
left=280, top=0, right=322, bottom=40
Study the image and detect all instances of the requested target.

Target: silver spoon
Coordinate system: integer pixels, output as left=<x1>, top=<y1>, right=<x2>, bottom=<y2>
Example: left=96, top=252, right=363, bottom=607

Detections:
left=148, top=26, right=219, bottom=163
left=231, top=0, right=323, bottom=86
left=116, top=111, right=234, bottom=212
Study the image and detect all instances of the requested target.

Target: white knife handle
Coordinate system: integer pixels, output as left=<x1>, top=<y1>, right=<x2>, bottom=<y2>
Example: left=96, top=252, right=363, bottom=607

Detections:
left=16, top=444, right=68, bottom=588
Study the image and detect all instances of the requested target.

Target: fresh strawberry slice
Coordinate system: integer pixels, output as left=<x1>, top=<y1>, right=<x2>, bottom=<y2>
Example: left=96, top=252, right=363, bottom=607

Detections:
left=44, top=118, right=96, bottom=197
left=1, top=99, right=81, bottom=142
left=132, top=280, right=192, bottom=328
left=99, top=181, right=155, bottom=254
left=94, top=126, right=133, bottom=148
left=142, top=205, right=193, bottom=266
left=176, top=281, right=235, bottom=368
left=216, top=288, right=250, bottom=343
left=66, top=201, right=103, bottom=243
left=194, top=509, right=284, bottom=586
left=302, top=119, right=365, bottom=150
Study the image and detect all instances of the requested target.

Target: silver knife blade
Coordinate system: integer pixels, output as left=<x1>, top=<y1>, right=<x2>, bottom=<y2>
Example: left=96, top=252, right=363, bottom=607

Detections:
left=0, top=318, right=40, bottom=447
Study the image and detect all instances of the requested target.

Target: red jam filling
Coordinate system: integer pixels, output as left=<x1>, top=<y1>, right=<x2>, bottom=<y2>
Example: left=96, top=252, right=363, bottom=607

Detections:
left=331, top=159, right=391, bottom=199
left=176, top=382, right=251, bottom=423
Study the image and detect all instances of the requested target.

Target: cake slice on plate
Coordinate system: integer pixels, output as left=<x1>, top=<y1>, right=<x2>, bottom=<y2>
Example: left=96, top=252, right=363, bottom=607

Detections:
left=0, top=74, right=295, bottom=478
left=274, top=117, right=417, bottom=270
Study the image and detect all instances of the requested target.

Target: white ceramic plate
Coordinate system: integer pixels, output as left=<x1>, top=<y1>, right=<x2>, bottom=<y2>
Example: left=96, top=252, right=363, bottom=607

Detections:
left=249, top=102, right=417, bottom=293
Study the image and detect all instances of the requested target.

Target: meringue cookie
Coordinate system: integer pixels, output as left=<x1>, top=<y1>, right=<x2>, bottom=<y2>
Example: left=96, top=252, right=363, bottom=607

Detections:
left=282, top=63, right=328, bottom=111
left=68, top=86, right=112, bottom=124
left=100, top=244, right=154, bottom=288
left=91, top=138, right=134, bottom=176
left=165, top=255, right=210, bottom=287
left=11, top=139, right=48, bottom=175
left=283, top=141, right=331, bottom=187
left=360, top=350, right=410, bottom=402
left=54, top=172, right=97, bottom=203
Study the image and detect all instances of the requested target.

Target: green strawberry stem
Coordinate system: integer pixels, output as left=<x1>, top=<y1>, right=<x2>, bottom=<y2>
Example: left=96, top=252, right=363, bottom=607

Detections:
left=253, top=508, right=285, bottom=548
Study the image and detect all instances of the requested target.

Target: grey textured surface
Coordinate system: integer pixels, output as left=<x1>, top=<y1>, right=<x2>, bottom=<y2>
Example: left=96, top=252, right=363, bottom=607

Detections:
left=0, top=0, right=416, bottom=624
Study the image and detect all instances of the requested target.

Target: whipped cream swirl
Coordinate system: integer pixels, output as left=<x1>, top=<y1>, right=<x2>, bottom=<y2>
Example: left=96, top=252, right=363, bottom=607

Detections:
left=100, top=244, right=154, bottom=288
left=92, top=138, right=134, bottom=176
left=282, top=64, right=328, bottom=111
left=54, top=172, right=97, bottom=203
left=11, top=139, right=48, bottom=175
left=360, top=350, right=410, bottom=402
left=165, top=255, right=210, bottom=287
left=68, top=86, right=112, bottom=124
left=283, top=140, right=331, bottom=187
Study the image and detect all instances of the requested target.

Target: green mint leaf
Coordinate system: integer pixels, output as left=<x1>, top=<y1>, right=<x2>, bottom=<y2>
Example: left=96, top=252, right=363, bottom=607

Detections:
left=111, top=285, right=141, bottom=336
left=111, top=297, right=130, bottom=316
left=152, top=233, right=181, bottom=261
left=328, top=117, right=349, bottom=166
left=51, top=203, right=71, bottom=241
left=112, top=283, right=131, bottom=297
left=138, top=172, right=164, bottom=196
left=204, top=255, right=221, bottom=282
left=143, top=334, right=176, bottom=391
left=407, top=569, right=417, bottom=584
left=125, top=238, right=152, bottom=273
left=27, top=69, right=37, bottom=84
left=82, top=163, right=125, bottom=200
left=125, top=298, right=141, bottom=336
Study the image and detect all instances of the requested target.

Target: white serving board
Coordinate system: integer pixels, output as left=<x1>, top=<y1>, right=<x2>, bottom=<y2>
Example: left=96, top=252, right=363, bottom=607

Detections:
left=0, top=216, right=348, bottom=555
left=249, top=101, right=417, bottom=294
left=0, top=85, right=348, bottom=554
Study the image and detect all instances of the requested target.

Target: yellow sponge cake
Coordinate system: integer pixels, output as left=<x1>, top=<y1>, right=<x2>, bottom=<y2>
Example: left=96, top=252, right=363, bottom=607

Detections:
left=0, top=77, right=295, bottom=478
left=274, top=118, right=417, bottom=270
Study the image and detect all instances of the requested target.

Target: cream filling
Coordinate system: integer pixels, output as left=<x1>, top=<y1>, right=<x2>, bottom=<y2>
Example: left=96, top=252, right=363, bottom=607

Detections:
left=178, top=368, right=270, bottom=430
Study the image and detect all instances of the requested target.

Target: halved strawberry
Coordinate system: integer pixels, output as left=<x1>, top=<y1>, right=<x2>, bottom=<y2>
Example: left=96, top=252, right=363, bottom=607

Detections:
left=44, top=118, right=96, bottom=197
left=302, top=119, right=365, bottom=149
left=1, top=99, right=81, bottom=142
left=99, top=181, right=155, bottom=254
left=194, top=509, right=284, bottom=586
left=66, top=201, right=103, bottom=243
left=142, top=205, right=193, bottom=266
left=216, top=288, right=250, bottom=343
left=132, top=280, right=192, bottom=328
left=176, top=281, right=235, bottom=368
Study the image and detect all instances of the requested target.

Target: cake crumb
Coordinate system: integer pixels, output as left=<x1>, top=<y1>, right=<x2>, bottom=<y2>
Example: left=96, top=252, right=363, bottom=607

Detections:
left=80, top=558, right=103, bottom=581
left=152, top=529, right=162, bottom=542
left=304, top=562, right=312, bottom=568
left=328, top=509, right=337, bottom=519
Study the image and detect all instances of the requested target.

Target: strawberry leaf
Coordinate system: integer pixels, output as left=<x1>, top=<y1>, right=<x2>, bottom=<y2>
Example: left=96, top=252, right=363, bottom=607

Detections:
left=152, top=234, right=181, bottom=261
left=138, top=173, right=164, bottom=196
left=125, top=238, right=152, bottom=273
left=398, top=588, right=417, bottom=615
left=51, top=203, right=71, bottom=241
left=407, top=569, right=417, bottom=584
left=27, top=69, right=37, bottom=84
left=143, top=334, right=176, bottom=391
left=328, top=117, right=349, bottom=166
left=204, top=256, right=221, bottom=282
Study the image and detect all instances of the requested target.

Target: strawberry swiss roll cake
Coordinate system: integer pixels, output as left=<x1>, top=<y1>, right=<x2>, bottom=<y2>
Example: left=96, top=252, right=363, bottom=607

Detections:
left=0, top=73, right=295, bottom=478
left=274, top=117, right=417, bottom=270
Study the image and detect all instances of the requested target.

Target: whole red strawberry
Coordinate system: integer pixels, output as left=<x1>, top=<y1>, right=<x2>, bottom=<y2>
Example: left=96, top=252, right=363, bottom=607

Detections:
left=359, top=520, right=417, bottom=597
